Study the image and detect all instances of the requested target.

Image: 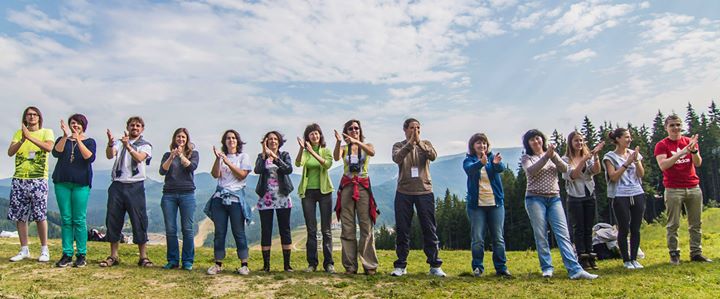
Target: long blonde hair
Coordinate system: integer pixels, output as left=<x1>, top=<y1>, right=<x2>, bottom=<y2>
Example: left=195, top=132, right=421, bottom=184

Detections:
left=565, top=131, right=590, bottom=160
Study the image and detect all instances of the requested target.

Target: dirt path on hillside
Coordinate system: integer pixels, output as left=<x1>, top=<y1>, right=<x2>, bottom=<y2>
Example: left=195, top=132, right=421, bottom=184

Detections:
left=194, top=217, right=214, bottom=247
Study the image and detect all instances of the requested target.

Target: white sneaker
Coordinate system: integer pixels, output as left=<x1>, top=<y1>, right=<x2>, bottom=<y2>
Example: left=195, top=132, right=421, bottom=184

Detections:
left=631, top=260, right=644, bottom=269
left=325, top=264, right=336, bottom=274
left=390, top=267, right=407, bottom=277
left=10, top=250, right=30, bottom=262
left=207, top=264, right=223, bottom=275
left=429, top=267, right=446, bottom=277
left=38, top=250, right=50, bottom=262
left=570, top=270, right=599, bottom=280
left=473, top=268, right=482, bottom=277
left=623, top=261, right=636, bottom=269
left=237, top=266, right=250, bottom=275
left=541, top=269, right=553, bottom=278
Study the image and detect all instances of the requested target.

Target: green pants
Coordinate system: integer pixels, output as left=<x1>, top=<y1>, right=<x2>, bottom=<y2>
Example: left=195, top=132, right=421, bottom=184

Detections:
left=665, top=186, right=703, bottom=256
left=54, top=182, right=90, bottom=256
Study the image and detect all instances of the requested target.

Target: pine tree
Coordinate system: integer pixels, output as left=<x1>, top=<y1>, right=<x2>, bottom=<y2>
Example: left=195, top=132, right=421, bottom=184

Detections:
left=686, top=103, right=701, bottom=136
left=649, top=110, right=666, bottom=193
left=704, top=102, right=720, bottom=201
left=581, top=115, right=598, bottom=149
left=709, top=101, right=720, bottom=125
left=375, top=224, right=395, bottom=250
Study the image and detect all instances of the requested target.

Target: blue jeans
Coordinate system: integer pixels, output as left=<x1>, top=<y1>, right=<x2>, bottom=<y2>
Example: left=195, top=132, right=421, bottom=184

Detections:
left=525, top=196, right=583, bottom=277
left=211, top=197, right=249, bottom=261
left=161, top=193, right=196, bottom=266
left=467, top=206, right=507, bottom=273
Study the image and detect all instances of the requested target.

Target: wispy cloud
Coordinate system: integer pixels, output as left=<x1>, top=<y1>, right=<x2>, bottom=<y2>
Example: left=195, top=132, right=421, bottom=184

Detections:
left=542, top=0, right=648, bottom=46
left=8, top=5, right=91, bottom=42
left=565, top=48, right=597, bottom=62
left=388, top=86, right=426, bottom=98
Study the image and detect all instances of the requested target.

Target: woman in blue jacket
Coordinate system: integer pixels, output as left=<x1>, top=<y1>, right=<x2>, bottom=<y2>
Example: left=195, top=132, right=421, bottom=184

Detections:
left=463, top=133, right=510, bottom=277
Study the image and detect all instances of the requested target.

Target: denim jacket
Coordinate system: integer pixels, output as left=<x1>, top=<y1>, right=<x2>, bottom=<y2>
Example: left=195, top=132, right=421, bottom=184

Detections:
left=463, top=153, right=505, bottom=208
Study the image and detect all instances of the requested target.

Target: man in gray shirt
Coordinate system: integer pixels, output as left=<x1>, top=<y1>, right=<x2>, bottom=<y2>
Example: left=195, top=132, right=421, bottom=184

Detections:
left=390, top=118, right=445, bottom=277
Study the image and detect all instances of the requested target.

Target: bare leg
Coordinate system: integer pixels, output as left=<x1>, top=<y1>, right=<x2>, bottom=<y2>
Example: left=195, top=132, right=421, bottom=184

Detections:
left=16, top=221, right=28, bottom=247
left=110, top=242, right=120, bottom=258
left=36, top=220, right=48, bottom=246
left=138, top=243, right=147, bottom=259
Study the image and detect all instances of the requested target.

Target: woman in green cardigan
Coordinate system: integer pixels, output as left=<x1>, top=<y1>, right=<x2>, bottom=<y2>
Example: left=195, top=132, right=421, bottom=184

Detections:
left=295, top=123, right=335, bottom=273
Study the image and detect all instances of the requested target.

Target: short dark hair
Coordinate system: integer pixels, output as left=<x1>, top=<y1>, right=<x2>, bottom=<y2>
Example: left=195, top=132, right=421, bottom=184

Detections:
left=22, top=106, right=43, bottom=128
left=68, top=114, right=88, bottom=132
left=403, top=118, right=419, bottom=130
left=607, top=127, right=629, bottom=144
left=263, top=131, right=286, bottom=149
left=126, top=116, right=145, bottom=127
left=522, top=129, right=547, bottom=155
left=303, top=123, right=326, bottom=147
left=221, top=129, right=245, bottom=154
left=664, top=114, right=682, bottom=127
left=342, top=119, right=365, bottom=142
left=467, top=133, right=490, bottom=155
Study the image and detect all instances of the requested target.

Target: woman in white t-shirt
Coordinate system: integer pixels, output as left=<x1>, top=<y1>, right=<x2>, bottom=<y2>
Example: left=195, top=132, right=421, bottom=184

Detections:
left=206, top=130, right=254, bottom=276
left=603, top=127, right=646, bottom=270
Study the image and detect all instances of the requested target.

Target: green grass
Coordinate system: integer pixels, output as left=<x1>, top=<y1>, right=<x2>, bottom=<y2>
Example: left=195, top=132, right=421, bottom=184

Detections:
left=2, top=209, right=720, bottom=298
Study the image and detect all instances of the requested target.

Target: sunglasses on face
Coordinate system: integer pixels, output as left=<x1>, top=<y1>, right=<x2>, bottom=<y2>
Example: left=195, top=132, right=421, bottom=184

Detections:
left=348, top=127, right=360, bottom=132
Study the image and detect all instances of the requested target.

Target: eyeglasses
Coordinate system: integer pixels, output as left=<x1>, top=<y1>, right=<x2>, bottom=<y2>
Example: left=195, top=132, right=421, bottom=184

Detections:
left=26, top=113, right=39, bottom=117
left=348, top=127, right=360, bottom=132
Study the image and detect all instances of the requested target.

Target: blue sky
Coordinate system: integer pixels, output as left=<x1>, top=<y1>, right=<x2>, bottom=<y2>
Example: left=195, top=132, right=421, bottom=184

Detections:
left=0, top=0, right=718, bottom=178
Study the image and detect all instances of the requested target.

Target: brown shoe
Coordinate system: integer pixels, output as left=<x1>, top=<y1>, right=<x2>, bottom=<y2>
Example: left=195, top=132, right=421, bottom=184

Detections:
left=365, top=269, right=377, bottom=275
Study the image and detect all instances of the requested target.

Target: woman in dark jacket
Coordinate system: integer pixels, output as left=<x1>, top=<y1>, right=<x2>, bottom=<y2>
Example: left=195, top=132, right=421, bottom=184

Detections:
left=462, top=133, right=510, bottom=277
left=254, top=131, right=294, bottom=272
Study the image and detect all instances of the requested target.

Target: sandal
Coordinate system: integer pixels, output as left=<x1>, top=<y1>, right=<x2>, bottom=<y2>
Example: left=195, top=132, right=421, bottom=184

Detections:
left=138, top=258, right=154, bottom=267
left=99, top=256, right=119, bottom=268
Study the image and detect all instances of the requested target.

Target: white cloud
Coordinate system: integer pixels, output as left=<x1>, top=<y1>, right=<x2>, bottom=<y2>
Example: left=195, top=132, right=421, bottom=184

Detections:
left=543, top=1, right=644, bottom=46
left=0, top=37, right=26, bottom=70
left=7, top=5, right=91, bottom=42
left=627, top=13, right=720, bottom=78
left=388, top=86, right=426, bottom=98
left=639, top=13, right=695, bottom=43
left=565, top=48, right=597, bottom=62
left=533, top=50, right=557, bottom=61
left=446, top=76, right=471, bottom=89
left=488, top=0, right=517, bottom=10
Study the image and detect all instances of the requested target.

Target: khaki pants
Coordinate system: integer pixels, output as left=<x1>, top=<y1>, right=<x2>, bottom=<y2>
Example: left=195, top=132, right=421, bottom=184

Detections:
left=665, top=186, right=703, bottom=256
left=340, top=186, right=378, bottom=272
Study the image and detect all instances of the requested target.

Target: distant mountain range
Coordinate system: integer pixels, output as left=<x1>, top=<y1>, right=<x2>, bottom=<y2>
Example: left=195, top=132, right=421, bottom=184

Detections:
left=0, top=148, right=524, bottom=232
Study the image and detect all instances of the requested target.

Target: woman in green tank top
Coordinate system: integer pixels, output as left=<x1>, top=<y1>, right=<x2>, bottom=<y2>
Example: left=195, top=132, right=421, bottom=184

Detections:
left=295, top=123, right=335, bottom=273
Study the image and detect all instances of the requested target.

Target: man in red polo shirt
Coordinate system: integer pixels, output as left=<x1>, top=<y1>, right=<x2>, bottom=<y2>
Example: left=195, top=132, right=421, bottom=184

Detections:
left=654, top=114, right=712, bottom=265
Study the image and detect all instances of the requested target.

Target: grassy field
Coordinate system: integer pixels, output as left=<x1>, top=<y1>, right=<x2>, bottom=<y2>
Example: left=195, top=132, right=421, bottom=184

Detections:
left=1, top=209, right=719, bottom=298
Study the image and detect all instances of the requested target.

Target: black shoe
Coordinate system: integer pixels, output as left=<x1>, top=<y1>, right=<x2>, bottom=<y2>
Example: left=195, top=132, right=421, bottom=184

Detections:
left=669, top=251, right=681, bottom=265
left=55, top=254, right=73, bottom=268
left=282, top=249, right=293, bottom=272
left=496, top=270, right=513, bottom=278
left=579, top=254, right=592, bottom=270
left=588, top=253, right=599, bottom=270
left=73, top=254, right=87, bottom=268
left=262, top=250, right=271, bottom=272
left=690, top=254, right=713, bottom=263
